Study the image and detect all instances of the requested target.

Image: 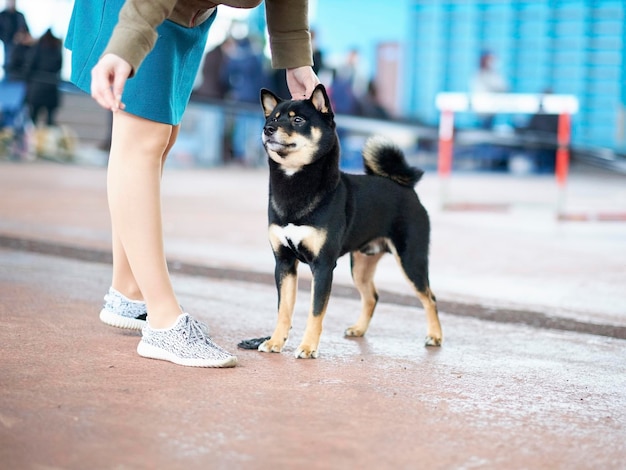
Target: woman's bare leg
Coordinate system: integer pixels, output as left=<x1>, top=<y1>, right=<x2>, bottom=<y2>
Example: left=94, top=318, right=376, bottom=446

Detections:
left=107, top=111, right=181, bottom=329
left=109, top=124, right=179, bottom=303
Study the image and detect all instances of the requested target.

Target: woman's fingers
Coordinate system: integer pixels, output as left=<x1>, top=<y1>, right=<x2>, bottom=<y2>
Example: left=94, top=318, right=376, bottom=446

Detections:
left=286, top=66, right=321, bottom=99
left=90, top=54, right=131, bottom=111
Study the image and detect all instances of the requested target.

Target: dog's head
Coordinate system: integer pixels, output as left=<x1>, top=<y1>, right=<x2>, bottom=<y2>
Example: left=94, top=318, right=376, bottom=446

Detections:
left=260, top=84, right=336, bottom=175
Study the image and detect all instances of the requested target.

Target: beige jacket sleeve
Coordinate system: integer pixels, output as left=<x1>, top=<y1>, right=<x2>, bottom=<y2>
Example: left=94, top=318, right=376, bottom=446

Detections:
left=102, top=0, right=313, bottom=75
left=103, top=0, right=177, bottom=76
left=264, top=0, right=313, bottom=69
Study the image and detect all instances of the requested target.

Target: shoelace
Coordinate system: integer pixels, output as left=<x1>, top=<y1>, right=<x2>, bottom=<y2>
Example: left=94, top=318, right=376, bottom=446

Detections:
left=184, top=315, right=209, bottom=343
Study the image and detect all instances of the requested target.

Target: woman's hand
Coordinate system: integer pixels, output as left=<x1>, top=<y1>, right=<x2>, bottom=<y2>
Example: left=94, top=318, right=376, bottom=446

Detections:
left=286, top=65, right=320, bottom=100
left=90, top=53, right=132, bottom=111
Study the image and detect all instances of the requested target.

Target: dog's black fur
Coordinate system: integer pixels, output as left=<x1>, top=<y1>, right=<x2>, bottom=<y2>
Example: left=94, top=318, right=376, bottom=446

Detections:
left=257, top=84, right=442, bottom=358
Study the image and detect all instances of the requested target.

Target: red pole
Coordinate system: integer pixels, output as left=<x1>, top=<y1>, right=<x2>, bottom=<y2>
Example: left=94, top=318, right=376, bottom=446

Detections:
left=438, top=109, right=454, bottom=177
left=438, top=109, right=455, bottom=208
left=555, top=112, right=571, bottom=217
left=555, top=112, right=571, bottom=187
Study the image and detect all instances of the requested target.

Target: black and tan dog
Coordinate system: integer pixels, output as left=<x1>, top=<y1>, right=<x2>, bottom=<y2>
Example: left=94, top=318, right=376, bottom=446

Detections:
left=257, top=84, right=442, bottom=358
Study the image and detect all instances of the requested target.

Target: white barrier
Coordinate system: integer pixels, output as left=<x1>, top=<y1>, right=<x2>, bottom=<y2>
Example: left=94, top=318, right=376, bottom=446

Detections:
left=435, top=92, right=579, bottom=114
left=435, top=92, right=579, bottom=217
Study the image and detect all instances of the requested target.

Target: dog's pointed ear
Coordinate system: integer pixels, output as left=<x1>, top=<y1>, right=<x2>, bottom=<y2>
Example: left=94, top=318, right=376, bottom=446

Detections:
left=310, top=84, right=332, bottom=115
left=260, top=89, right=281, bottom=117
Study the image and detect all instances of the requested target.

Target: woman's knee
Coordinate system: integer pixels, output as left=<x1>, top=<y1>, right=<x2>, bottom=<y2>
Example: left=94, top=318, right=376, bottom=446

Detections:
left=111, top=111, right=175, bottom=156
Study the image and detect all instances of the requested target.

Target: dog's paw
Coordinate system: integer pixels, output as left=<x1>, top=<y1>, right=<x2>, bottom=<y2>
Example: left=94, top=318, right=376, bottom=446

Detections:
left=294, top=344, right=319, bottom=359
left=425, top=335, right=442, bottom=347
left=344, top=325, right=366, bottom=337
left=258, top=338, right=286, bottom=353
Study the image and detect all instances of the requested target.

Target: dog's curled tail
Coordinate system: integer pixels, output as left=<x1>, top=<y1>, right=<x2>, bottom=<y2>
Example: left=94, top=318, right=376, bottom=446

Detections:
left=362, top=136, right=423, bottom=187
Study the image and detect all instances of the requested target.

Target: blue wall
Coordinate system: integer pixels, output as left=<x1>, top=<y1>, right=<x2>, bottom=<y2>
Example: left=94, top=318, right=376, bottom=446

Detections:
left=310, top=0, right=413, bottom=81
left=405, top=0, right=625, bottom=150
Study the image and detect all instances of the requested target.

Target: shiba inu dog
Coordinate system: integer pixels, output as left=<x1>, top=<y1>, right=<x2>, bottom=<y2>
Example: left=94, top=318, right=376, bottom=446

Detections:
left=257, top=84, right=442, bottom=358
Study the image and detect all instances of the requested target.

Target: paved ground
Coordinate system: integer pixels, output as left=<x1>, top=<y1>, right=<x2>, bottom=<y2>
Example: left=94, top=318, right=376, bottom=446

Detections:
left=1, top=159, right=626, bottom=469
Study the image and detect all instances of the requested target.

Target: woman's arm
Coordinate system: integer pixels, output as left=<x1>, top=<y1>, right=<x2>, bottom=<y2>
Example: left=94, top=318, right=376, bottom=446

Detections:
left=90, top=0, right=176, bottom=111
left=264, top=0, right=312, bottom=69
left=264, top=0, right=319, bottom=98
left=104, top=0, right=177, bottom=75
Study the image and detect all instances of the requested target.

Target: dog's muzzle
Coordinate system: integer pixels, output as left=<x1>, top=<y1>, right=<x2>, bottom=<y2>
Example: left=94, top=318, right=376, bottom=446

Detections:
left=264, top=124, right=277, bottom=137
left=263, top=124, right=279, bottom=148
left=263, top=125, right=294, bottom=154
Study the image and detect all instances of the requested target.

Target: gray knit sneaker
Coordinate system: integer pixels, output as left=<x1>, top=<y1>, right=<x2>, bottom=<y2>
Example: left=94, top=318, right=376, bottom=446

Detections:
left=137, top=313, right=237, bottom=368
left=99, top=287, right=147, bottom=330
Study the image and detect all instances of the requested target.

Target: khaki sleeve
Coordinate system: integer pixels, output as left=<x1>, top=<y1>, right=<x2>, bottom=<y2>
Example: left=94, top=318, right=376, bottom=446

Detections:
left=102, top=0, right=176, bottom=76
left=264, top=0, right=313, bottom=69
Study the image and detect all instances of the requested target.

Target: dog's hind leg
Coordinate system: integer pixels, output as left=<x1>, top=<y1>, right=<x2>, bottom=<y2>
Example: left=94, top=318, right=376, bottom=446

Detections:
left=415, top=285, right=442, bottom=347
left=391, top=243, right=443, bottom=347
left=345, top=250, right=384, bottom=337
left=259, top=255, right=299, bottom=354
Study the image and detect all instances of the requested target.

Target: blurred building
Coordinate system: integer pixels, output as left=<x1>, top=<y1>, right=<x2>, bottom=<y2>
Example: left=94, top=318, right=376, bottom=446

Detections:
left=404, top=0, right=626, bottom=153
left=305, top=0, right=626, bottom=154
left=8, top=0, right=625, bottom=155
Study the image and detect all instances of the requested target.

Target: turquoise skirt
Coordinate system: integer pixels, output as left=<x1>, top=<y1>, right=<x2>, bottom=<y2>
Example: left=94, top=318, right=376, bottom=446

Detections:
left=66, top=0, right=216, bottom=125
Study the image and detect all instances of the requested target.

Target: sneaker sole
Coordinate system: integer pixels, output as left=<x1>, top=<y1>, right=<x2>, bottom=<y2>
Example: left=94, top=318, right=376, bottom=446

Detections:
left=99, top=308, right=147, bottom=330
left=136, top=341, right=238, bottom=368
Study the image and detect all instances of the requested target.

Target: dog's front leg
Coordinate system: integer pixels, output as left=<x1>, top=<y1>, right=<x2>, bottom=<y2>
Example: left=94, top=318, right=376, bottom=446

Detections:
left=259, top=255, right=299, bottom=353
left=296, top=265, right=333, bottom=359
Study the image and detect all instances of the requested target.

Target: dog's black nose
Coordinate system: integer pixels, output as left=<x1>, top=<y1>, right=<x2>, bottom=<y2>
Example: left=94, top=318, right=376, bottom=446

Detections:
left=264, top=124, right=276, bottom=136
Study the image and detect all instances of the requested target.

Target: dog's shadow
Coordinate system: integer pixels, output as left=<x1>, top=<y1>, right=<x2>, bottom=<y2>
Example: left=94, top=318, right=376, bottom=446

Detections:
left=344, top=333, right=443, bottom=359
left=343, top=334, right=377, bottom=356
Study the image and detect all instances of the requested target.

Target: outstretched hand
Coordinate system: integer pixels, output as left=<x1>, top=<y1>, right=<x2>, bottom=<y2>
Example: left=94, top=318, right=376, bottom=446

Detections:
left=286, top=65, right=321, bottom=100
left=90, top=53, right=132, bottom=112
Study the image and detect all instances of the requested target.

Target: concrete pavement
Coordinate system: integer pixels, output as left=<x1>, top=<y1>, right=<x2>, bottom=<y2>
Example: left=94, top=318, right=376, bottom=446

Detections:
left=1, top=159, right=625, bottom=332
left=1, top=159, right=626, bottom=468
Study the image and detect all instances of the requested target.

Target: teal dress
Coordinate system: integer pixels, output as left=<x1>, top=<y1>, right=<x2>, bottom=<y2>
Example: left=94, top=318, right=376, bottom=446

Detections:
left=66, top=0, right=216, bottom=125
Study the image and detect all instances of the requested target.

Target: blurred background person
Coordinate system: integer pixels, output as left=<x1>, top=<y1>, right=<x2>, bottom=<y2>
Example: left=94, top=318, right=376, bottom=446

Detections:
left=330, top=48, right=366, bottom=116
left=357, top=79, right=390, bottom=120
left=0, top=27, right=32, bottom=159
left=222, top=33, right=267, bottom=165
left=310, top=29, right=323, bottom=75
left=25, top=28, right=63, bottom=126
left=194, top=36, right=234, bottom=101
left=0, top=0, right=29, bottom=76
left=470, top=50, right=508, bottom=129
left=222, top=35, right=266, bottom=104
left=516, top=88, right=559, bottom=173
left=5, top=28, right=33, bottom=82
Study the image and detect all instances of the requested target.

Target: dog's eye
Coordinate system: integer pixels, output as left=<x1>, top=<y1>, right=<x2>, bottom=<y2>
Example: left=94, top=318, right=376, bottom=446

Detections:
left=292, top=116, right=305, bottom=125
